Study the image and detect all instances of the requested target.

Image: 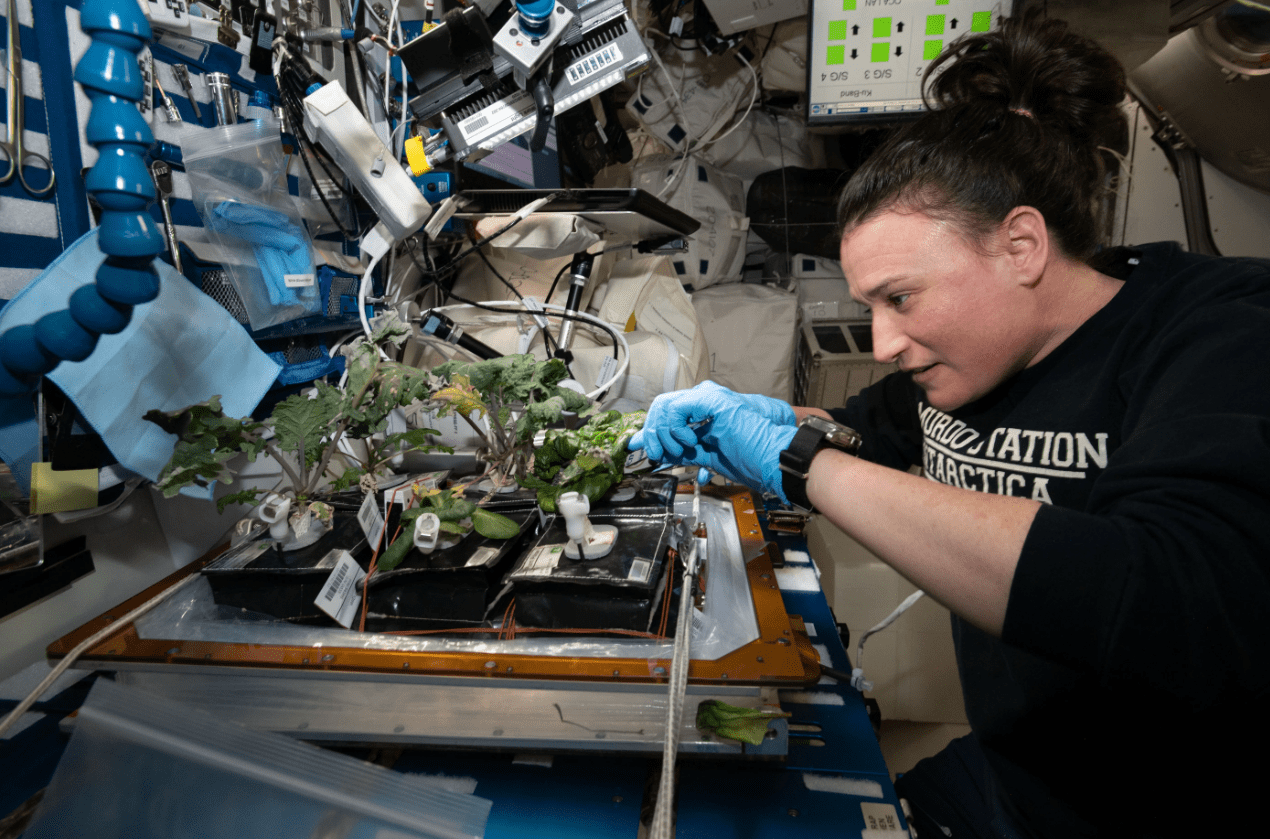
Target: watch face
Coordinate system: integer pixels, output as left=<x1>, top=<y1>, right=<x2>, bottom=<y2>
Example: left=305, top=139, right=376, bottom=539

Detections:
left=803, top=415, right=837, bottom=434
left=802, top=415, right=862, bottom=452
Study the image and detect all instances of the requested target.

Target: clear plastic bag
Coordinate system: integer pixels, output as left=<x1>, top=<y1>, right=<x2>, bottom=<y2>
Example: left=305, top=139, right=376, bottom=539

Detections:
left=182, top=119, right=322, bottom=330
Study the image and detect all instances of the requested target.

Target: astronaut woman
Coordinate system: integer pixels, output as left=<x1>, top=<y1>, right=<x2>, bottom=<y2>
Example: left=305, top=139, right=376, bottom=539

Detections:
left=630, top=13, right=1270, bottom=839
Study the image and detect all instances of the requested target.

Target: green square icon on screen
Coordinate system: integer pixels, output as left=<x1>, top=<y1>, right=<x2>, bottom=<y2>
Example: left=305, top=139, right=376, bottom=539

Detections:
left=936, top=0, right=949, bottom=5
left=871, top=42, right=889, bottom=62
left=873, top=17, right=891, bottom=38
left=972, top=11, right=992, bottom=31
left=828, top=20, right=847, bottom=40
left=923, top=39, right=943, bottom=60
left=827, top=45, right=845, bottom=65
left=926, top=14, right=945, bottom=35
left=844, top=0, right=856, bottom=9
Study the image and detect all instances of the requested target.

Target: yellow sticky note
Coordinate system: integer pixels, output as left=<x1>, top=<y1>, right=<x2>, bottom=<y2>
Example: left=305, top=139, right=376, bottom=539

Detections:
left=30, top=463, right=98, bottom=515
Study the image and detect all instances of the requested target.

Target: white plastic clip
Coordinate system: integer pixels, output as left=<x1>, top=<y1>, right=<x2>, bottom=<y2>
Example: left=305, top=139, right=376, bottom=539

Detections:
left=413, top=512, right=442, bottom=553
left=558, top=491, right=617, bottom=560
left=257, top=493, right=293, bottom=542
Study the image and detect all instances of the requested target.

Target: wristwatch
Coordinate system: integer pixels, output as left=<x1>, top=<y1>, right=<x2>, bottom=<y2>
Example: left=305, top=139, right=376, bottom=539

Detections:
left=778, top=416, right=862, bottom=511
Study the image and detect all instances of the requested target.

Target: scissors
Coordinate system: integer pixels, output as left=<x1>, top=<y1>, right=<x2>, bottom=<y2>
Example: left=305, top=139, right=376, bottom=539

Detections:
left=1, top=0, right=55, bottom=197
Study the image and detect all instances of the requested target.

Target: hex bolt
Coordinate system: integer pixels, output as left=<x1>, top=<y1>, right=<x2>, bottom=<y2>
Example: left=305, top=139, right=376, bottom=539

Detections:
left=321, top=654, right=334, bottom=662
left=167, top=647, right=181, bottom=656
left=485, top=660, right=497, bottom=669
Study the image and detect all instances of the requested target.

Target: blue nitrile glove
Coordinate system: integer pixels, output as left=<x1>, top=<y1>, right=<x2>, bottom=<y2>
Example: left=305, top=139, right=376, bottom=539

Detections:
left=629, top=381, right=796, bottom=463
left=630, top=402, right=797, bottom=502
left=207, top=201, right=319, bottom=309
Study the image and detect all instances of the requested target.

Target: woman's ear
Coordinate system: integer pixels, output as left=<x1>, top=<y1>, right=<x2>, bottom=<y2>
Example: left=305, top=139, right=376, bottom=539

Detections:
left=1001, top=206, right=1050, bottom=287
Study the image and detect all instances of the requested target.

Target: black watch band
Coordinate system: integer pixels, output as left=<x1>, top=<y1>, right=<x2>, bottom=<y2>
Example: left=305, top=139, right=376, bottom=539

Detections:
left=779, top=417, right=862, bottom=512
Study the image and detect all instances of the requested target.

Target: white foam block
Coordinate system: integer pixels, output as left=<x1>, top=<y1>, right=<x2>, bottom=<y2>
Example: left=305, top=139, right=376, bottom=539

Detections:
left=802, top=772, right=884, bottom=799
left=775, top=564, right=821, bottom=592
left=778, top=690, right=845, bottom=706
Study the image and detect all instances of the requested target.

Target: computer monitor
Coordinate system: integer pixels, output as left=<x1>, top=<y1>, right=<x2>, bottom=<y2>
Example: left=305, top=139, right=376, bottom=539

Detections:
left=806, top=0, right=1001, bottom=125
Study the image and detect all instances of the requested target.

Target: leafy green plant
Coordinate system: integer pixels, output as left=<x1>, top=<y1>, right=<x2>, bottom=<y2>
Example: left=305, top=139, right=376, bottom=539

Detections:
left=144, top=319, right=451, bottom=519
left=429, top=354, right=594, bottom=486
left=376, top=486, right=521, bottom=572
left=519, top=409, right=646, bottom=512
left=696, top=700, right=791, bottom=746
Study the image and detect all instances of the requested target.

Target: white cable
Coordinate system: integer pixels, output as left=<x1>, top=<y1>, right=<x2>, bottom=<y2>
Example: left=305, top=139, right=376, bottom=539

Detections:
left=471, top=302, right=631, bottom=399
left=650, top=541, right=700, bottom=839
left=700, top=52, right=758, bottom=149
left=0, top=572, right=202, bottom=739
left=420, top=301, right=630, bottom=397
left=851, top=590, right=926, bottom=692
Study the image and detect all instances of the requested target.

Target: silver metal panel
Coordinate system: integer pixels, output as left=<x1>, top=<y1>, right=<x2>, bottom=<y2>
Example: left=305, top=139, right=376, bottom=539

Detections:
left=1115, top=101, right=1189, bottom=248
left=116, top=668, right=789, bottom=755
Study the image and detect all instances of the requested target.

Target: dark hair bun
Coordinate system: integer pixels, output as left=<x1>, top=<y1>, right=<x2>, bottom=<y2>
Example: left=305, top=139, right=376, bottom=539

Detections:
left=926, top=14, right=1126, bottom=148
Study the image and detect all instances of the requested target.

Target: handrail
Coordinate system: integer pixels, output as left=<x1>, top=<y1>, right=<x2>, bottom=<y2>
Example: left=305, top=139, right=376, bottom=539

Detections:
left=0, top=0, right=161, bottom=395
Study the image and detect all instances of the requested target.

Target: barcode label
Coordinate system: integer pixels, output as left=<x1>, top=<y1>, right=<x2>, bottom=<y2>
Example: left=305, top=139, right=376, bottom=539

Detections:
left=457, top=90, right=534, bottom=144
left=315, top=550, right=366, bottom=627
left=321, top=563, right=350, bottom=602
left=465, top=546, right=501, bottom=568
left=567, top=44, right=623, bottom=85
left=691, top=607, right=706, bottom=637
left=358, top=492, right=386, bottom=549
left=596, top=354, right=617, bottom=389
left=519, top=544, right=564, bottom=577
left=628, top=557, right=651, bottom=583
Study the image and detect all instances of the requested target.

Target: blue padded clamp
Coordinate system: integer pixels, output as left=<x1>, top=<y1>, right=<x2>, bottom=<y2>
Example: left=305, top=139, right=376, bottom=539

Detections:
left=0, top=0, right=161, bottom=395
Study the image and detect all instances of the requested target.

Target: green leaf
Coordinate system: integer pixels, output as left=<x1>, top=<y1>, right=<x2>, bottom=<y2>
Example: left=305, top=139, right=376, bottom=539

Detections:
left=378, top=530, right=414, bottom=571
left=272, top=392, right=338, bottom=468
left=695, top=700, right=791, bottom=746
left=471, top=507, right=520, bottom=540
left=216, top=487, right=266, bottom=513
left=439, top=520, right=468, bottom=535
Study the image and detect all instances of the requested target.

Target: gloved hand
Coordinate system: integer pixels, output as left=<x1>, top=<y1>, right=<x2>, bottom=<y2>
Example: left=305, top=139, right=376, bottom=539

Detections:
left=629, top=381, right=796, bottom=463
left=630, top=401, right=797, bottom=502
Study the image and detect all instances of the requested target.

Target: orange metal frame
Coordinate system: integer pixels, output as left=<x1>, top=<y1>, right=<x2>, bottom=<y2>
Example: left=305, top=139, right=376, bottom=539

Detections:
left=48, top=487, right=820, bottom=686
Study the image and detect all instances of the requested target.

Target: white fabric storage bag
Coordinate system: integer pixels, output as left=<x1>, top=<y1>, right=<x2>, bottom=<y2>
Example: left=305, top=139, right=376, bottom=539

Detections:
left=758, top=18, right=809, bottom=92
left=630, top=154, right=749, bottom=290
left=702, top=110, right=824, bottom=191
left=625, top=46, right=750, bottom=151
left=692, top=282, right=799, bottom=401
left=593, top=254, right=710, bottom=385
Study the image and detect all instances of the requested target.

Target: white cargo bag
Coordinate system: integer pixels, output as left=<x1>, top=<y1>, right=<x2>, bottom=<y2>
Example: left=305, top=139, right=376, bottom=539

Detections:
left=625, top=46, right=750, bottom=152
left=630, top=154, right=748, bottom=290
left=692, top=282, right=799, bottom=401
left=593, top=254, right=710, bottom=385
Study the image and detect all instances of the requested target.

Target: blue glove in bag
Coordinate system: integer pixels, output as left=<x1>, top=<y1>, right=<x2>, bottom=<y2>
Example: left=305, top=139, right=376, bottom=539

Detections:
left=207, top=202, right=320, bottom=310
left=630, top=400, right=797, bottom=502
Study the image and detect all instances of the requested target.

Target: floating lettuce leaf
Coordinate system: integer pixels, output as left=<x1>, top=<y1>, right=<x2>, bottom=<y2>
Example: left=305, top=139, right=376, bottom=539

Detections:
left=696, top=700, right=792, bottom=746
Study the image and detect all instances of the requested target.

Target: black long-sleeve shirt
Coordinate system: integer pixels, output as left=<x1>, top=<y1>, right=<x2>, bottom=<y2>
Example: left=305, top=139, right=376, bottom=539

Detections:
left=833, top=242, right=1270, bottom=837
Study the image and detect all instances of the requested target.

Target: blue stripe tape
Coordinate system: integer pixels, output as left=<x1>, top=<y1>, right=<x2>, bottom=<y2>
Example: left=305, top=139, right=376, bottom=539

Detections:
left=0, top=233, right=67, bottom=269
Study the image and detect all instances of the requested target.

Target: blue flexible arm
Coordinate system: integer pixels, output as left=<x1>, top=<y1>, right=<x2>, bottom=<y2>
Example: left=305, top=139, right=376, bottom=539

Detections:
left=0, top=0, right=161, bottom=396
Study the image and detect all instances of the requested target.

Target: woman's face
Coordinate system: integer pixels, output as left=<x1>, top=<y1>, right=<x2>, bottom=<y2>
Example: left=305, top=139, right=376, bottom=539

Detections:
left=840, top=209, right=1046, bottom=411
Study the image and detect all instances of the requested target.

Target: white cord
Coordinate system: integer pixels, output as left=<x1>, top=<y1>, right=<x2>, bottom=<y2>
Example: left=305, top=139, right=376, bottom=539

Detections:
left=699, top=52, right=758, bottom=149
left=851, top=590, right=926, bottom=693
left=470, top=301, right=631, bottom=399
left=0, top=572, right=202, bottom=739
left=649, top=536, right=701, bottom=839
